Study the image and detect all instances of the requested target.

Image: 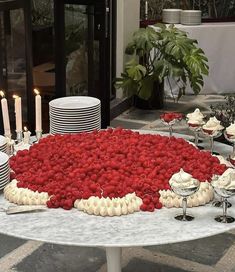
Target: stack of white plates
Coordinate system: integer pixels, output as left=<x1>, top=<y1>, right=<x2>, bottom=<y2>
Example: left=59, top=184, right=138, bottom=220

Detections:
left=181, top=10, right=201, bottom=25
left=49, top=96, right=101, bottom=134
left=0, top=135, right=7, bottom=154
left=162, top=9, right=181, bottom=24
left=0, top=151, right=10, bottom=190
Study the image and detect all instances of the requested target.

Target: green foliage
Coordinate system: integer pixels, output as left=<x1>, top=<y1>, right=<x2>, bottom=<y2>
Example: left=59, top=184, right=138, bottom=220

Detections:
left=210, top=95, right=235, bottom=127
left=115, top=24, right=209, bottom=100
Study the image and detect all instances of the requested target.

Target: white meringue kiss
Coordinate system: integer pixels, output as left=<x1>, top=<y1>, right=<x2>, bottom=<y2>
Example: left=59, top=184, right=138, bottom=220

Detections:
left=74, top=193, right=142, bottom=216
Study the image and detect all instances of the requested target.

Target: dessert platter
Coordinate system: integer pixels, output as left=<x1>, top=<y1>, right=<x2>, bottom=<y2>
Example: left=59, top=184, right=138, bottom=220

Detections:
left=3, top=128, right=229, bottom=216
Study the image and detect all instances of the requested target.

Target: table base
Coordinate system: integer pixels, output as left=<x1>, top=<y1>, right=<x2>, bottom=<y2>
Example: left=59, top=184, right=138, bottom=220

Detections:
left=106, top=247, right=122, bottom=272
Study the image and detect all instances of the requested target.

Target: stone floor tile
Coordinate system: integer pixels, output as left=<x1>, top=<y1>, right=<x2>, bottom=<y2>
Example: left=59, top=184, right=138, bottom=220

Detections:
left=144, top=233, right=235, bottom=266
left=123, top=257, right=190, bottom=272
left=14, top=244, right=106, bottom=272
left=0, top=234, right=26, bottom=259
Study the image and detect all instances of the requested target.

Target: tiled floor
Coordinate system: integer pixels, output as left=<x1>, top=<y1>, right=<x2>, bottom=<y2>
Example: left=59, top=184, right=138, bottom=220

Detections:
left=1, top=94, right=235, bottom=272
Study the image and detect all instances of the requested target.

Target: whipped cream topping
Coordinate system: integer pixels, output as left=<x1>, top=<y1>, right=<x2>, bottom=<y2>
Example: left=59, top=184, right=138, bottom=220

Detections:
left=160, top=182, right=214, bottom=208
left=202, top=117, right=224, bottom=131
left=169, top=169, right=199, bottom=189
left=212, top=168, right=235, bottom=190
left=4, top=179, right=49, bottom=205
left=226, top=123, right=235, bottom=137
left=74, top=193, right=143, bottom=216
left=186, top=108, right=204, bottom=125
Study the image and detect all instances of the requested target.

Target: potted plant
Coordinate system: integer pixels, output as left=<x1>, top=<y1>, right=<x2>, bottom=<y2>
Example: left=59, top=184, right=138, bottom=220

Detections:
left=115, top=23, right=209, bottom=109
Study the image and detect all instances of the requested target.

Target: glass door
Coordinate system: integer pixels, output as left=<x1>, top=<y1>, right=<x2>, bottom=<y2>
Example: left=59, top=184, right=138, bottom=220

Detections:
left=54, top=0, right=112, bottom=128
left=0, top=0, right=33, bottom=135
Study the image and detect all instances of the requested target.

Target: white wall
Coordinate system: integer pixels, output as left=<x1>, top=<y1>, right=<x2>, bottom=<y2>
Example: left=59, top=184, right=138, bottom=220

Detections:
left=116, top=0, right=140, bottom=98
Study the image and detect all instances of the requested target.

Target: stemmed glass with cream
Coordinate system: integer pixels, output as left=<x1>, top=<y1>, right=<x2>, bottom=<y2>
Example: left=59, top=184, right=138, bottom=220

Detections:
left=186, top=108, right=205, bottom=149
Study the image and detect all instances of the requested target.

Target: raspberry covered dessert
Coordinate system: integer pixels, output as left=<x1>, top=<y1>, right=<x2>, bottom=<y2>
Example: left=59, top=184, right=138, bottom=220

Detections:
left=4, top=128, right=227, bottom=216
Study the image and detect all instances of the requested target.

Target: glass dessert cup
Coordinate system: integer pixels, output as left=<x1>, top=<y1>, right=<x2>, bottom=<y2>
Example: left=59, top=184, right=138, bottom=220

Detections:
left=160, top=113, right=183, bottom=137
left=212, top=196, right=232, bottom=208
left=171, top=185, right=199, bottom=221
left=202, top=129, right=222, bottom=154
left=161, top=119, right=176, bottom=137
left=187, top=121, right=203, bottom=149
left=224, top=130, right=235, bottom=158
left=211, top=185, right=235, bottom=223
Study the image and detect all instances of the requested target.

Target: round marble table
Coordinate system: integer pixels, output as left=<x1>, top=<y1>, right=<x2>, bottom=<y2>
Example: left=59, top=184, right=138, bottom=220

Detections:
left=0, top=131, right=234, bottom=272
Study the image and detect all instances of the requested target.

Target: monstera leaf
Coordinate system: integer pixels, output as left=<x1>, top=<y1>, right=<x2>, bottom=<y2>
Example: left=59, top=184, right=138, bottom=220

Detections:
left=184, top=48, right=209, bottom=76
left=115, top=23, right=209, bottom=101
left=125, top=27, right=159, bottom=57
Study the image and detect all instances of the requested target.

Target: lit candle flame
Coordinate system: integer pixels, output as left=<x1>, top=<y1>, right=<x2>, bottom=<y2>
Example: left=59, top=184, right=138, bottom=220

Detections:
left=13, top=95, right=19, bottom=99
left=34, top=88, right=40, bottom=95
left=0, top=90, right=5, bottom=98
left=24, top=126, right=28, bottom=132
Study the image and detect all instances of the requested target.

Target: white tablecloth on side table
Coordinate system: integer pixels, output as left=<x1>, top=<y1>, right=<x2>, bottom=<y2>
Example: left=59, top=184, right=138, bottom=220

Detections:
left=152, top=23, right=235, bottom=95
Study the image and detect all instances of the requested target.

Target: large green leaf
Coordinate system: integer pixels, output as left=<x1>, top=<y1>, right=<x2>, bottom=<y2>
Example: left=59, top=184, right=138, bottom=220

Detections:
left=184, top=49, right=209, bottom=76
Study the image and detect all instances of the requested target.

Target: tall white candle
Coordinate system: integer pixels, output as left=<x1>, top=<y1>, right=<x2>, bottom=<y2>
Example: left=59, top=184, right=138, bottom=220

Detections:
left=13, top=95, right=22, bottom=132
left=145, top=1, right=148, bottom=15
left=0, top=91, right=11, bottom=136
left=34, top=89, right=42, bottom=131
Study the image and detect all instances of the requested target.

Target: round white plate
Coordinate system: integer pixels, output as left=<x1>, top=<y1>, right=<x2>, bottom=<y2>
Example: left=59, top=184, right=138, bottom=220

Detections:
left=49, top=103, right=100, bottom=111
left=0, top=160, right=9, bottom=169
left=0, top=152, right=9, bottom=166
left=0, top=144, right=7, bottom=149
left=50, top=127, right=100, bottom=134
left=0, top=182, right=9, bottom=190
left=50, top=115, right=100, bottom=122
left=0, top=173, right=10, bottom=182
left=0, top=136, right=7, bottom=146
left=49, top=108, right=100, bottom=116
left=0, top=147, right=7, bottom=153
left=50, top=118, right=100, bottom=126
left=50, top=124, right=101, bottom=133
left=49, top=96, right=100, bottom=110
left=50, top=121, right=101, bottom=129
left=0, top=167, right=10, bottom=175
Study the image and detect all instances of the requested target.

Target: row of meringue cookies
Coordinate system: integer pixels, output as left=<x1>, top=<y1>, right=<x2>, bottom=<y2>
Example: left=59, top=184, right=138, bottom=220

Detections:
left=74, top=193, right=143, bottom=216
left=4, top=177, right=215, bottom=215
left=4, top=180, right=143, bottom=216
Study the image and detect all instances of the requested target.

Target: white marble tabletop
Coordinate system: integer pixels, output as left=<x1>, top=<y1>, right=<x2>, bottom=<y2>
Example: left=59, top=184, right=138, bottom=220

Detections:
left=0, top=131, right=234, bottom=248
left=0, top=194, right=234, bottom=248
